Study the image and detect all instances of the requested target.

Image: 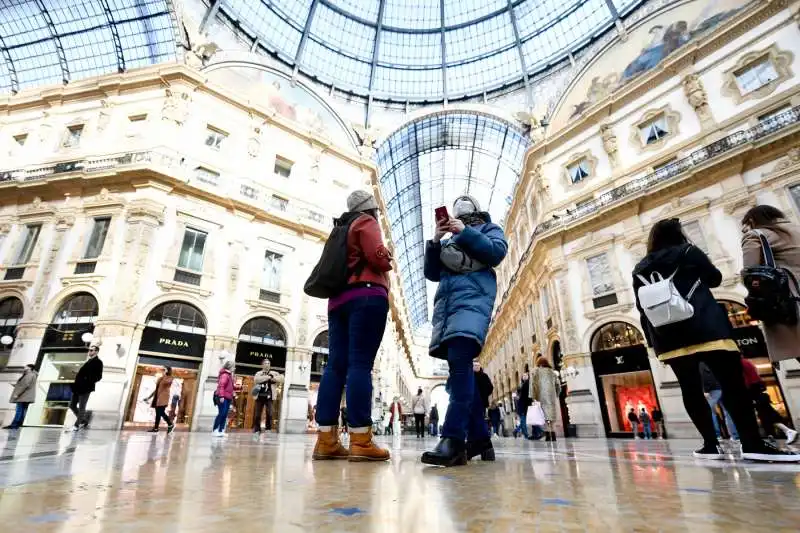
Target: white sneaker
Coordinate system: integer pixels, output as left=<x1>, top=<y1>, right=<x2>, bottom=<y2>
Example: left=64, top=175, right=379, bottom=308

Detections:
left=785, top=429, right=798, bottom=445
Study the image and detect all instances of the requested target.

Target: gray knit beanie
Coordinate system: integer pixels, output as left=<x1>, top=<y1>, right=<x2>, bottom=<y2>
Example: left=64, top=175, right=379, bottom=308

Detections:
left=347, top=190, right=379, bottom=212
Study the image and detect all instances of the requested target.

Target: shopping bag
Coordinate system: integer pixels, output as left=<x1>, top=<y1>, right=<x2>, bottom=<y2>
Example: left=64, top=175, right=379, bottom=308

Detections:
left=526, top=401, right=546, bottom=427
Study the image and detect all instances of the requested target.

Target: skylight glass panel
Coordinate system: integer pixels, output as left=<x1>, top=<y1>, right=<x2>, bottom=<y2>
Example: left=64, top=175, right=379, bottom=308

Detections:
left=444, top=0, right=507, bottom=26
left=382, top=0, right=441, bottom=30
left=309, top=5, right=376, bottom=63
left=330, top=0, right=381, bottom=23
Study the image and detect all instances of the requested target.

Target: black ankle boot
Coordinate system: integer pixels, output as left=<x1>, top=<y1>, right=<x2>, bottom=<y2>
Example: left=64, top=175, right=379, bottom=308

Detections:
left=544, top=432, right=552, bottom=441
left=421, top=437, right=468, bottom=467
left=549, top=432, right=557, bottom=442
left=466, top=438, right=495, bottom=461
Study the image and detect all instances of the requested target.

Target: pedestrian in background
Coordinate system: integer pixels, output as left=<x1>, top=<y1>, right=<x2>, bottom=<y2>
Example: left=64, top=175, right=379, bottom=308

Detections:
left=145, top=366, right=175, bottom=434
left=213, top=360, right=235, bottom=437
left=413, top=388, right=428, bottom=438
left=69, top=344, right=103, bottom=432
left=4, top=364, right=37, bottom=430
left=531, top=357, right=561, bottom=442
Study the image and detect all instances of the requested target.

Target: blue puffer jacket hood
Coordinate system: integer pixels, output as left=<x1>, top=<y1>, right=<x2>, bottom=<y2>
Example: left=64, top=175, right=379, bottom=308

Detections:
left=424, top=214, right=508, bottom=358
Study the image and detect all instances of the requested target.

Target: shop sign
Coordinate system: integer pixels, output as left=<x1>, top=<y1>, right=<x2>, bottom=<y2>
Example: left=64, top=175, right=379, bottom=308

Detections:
left=732, top=325, right=768, bottom=359
left=41, top=324, right=94, bottom=350
left=140, top=327, right=205, bottom=359
left=591, top=345, right=651, bottom=376
left=236, top=340, right=287, bottom=369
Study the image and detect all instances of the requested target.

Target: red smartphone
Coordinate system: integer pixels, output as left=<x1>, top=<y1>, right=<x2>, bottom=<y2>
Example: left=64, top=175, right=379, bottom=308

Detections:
left=435, top=206, right=449, bottom=224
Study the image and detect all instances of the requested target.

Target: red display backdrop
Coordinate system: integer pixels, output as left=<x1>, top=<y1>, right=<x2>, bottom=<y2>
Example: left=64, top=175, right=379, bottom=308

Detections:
left=615, top=385, right=658, bottom=431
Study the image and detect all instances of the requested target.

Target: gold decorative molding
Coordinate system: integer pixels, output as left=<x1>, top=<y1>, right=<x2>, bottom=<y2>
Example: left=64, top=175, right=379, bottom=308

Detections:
left=561, top=150, right=598, bottom=189
left=721, top=44, right=794, bottom=105
left=629, top=105, right=681, bottom=154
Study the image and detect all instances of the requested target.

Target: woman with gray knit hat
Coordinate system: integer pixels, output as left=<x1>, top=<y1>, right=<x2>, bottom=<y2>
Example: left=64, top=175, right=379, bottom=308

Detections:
left=421, top=194, right=508, bottom=466
left=313, top=190, right=394, bottom=462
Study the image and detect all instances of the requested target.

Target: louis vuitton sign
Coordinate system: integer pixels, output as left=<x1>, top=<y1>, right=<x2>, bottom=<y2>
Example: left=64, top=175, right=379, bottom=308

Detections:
left=140, top=327, right=205, bottom=359
left=235, top=340, right=286, bottom=369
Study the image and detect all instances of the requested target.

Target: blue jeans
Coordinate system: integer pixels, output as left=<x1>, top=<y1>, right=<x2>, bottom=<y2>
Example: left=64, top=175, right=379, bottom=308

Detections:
left=440, top=337, right=490, bottom=442
left=213, top=398, right=231, bottom=431
left=315, top=296, right=388, bottom=428
left=643, top=422, right=652, bottom=439
left=706, top=389, right=739, bottom=439
left=9, top=403, right=29, bottom=428
left=517, top=414, right=530, bottom=438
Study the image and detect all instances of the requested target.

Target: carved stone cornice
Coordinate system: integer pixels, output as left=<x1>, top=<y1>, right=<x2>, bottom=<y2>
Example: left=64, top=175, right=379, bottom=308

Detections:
left=61, top=274, right=104, bottom=287
left=245, top=299, right=291, bottom=316
left=83, top=188, right=126, bottom=213
left=54, top=213, right=76, bottom=231
left=126, top=199, right=165, bottom=225
left=18, top=197, right=56, bottom=221
left=156, top=280, right=212, bottom=298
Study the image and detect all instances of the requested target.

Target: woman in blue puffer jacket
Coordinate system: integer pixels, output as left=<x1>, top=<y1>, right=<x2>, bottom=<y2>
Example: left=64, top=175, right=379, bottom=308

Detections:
left=421, top=195, right=507, bottom=467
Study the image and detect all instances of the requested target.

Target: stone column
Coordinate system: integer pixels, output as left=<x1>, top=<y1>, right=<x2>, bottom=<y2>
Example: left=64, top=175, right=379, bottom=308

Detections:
left=281, top=346, right=312, bottom=433
left=30, top=213, right=75, bottom=317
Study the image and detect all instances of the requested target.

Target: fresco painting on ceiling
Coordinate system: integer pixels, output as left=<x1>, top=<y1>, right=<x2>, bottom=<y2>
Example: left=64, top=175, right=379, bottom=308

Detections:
left=567, top=0, right=744, bottom=120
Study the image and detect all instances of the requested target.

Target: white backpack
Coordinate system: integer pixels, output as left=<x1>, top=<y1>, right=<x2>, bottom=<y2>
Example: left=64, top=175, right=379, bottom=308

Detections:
left=636, top=269, right=701, bottom=328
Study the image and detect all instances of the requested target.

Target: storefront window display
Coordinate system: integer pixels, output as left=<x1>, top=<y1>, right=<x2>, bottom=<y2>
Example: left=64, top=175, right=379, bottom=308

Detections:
left=308, top=331, right=328, bottom=431
left=0, top=297, right=23, bottom=369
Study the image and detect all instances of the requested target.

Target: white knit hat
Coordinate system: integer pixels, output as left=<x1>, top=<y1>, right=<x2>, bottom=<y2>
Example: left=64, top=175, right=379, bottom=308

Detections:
left=347, top=190, right=379, bottom=212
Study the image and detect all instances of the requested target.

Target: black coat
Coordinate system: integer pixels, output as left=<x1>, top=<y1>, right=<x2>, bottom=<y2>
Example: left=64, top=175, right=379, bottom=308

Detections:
left=429, top=405, right=439, bottom=422
left=71, top=356, right=103, bottom=395
left=633, top=244, right=733, bottom=356
left=516, top=378, right=531, bottom=415
left=474, top=370, right=493, bottom=409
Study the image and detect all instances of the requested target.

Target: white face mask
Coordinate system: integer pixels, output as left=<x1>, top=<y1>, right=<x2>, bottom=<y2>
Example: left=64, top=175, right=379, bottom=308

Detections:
left=453, top=198, right=476, bottom=217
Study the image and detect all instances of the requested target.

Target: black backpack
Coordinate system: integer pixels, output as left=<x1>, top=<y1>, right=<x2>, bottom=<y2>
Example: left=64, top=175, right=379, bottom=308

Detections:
left=304, top=212, right=364, bottom=299
left=742, top=230, right=800, bottom=326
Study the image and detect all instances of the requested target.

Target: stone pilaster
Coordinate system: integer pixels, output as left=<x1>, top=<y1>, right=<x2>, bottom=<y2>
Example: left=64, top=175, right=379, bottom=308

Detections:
left=30, top=213, right=75, bottom=316
left=281, top=346, right=312, bottom=434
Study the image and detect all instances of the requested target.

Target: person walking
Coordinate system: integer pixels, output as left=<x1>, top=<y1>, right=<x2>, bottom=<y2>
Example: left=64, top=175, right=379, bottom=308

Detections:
left=640, top=408, right=652, bottom=440
left=145, top=367, right=175, bottom=434
left=213, top=360, right=235, bottom=437
left=488, top=402, right=502, bottom=437
left=420, top=195, right=507, bottom=467
left=252, top=359, right=283, bottom=433
left=633, top=218, right=798, bottom=461
left=473, top=361, right=494, bottom=443
left=741, top=206, right=800, bottom=364
left=516, top=373, right=532, bottom=439
left=741, top=356, right=797, bottom=443
left=312, top=191, right=393, bottom=462
left=651, top=408, right=665, bottom=439
left=531, top=357, right=561, bottom=442
left=412, top=388, right=428, bottom=438
left=387, top=396, right=402, bottom=435
left=699, top=362, right=739, bottom=440
left=628, top=409, right=640, bottom=439
left=4, top=364, right=37, bottom=429
left=429, top=404, right=439, bottom=437
left=69, top=344, right=103, bottom=431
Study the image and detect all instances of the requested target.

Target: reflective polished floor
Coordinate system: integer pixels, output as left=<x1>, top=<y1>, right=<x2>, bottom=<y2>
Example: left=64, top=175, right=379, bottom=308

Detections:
left=2, top=429, right=800, bottom=532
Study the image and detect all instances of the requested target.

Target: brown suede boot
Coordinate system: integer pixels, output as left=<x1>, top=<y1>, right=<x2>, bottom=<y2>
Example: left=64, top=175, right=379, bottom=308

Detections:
left=313, top=427, right=349, bottom=460
left=349, top=428, right=390, bottom=462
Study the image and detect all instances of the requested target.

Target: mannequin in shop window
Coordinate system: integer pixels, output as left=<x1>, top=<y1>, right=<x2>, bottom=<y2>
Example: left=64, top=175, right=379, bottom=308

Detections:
left=252, top=359, right=283, bottom=433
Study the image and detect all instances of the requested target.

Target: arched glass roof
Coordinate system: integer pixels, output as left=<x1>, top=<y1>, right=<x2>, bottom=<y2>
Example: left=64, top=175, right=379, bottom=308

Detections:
left=216, top=0, right=643, bottom=103
left=376, top=112, right=528, bottom=329
left=0, top=0, right=178, bottom=95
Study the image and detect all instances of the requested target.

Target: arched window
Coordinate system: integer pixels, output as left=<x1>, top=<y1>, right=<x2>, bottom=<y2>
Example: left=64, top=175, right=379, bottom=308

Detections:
left=0, top=297, right=23, bottom=328
left=146, top=302, right=206, bottom=334
left=312, top=331, right=329, bottom=354
left=591, top=322, right=644, bottom=352
left=52, top=293, right=98, bottom=324
left=719, top=300, right=757, bottom=329
left=239, top=317, right=286, bottom=347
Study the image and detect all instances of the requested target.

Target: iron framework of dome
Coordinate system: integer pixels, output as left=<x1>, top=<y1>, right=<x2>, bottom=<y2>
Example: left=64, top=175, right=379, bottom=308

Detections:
left=215, top=0, right=644, bottom=103
left=0, top=0, right=179, bottom=95
left=376, top=112, right=528, bottom=329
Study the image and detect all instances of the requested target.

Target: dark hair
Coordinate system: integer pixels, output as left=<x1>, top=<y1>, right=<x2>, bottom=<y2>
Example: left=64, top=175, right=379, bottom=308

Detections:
left=165, top=366, right=172, bottom=376
left=647, top=218, right=688, bottom=253
left=536, top=357, right=552, bottom=368
left=742, top=205, right=787, bottom=229
left=25, top=364, right=35, bottom=371
left=364, top=208, right=379, bottom=220
left=417, top=388, right=423, bottom=395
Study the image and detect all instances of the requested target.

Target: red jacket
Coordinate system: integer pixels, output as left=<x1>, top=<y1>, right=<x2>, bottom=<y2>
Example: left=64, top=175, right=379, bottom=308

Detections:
left=347, top=214, right=392, bottom=289
left=216, top=369, right=234, bottom=400
left=741, top=357, right=763, bottom=388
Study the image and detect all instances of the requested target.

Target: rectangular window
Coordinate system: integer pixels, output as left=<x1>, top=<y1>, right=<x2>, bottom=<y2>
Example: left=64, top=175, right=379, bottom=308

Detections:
left=540, top=286, right=550, bottom=318
left=682, top=220, right=709, bottom=254
left=567, top=158, right=590, bottom=184
left=194, top=167, right=220, bottom=186
left=790, top=184, right=800, bottom=213
left=83, top=217, right=111, bottom=259
left=262, top=251, right=283, bottom=292
left=177, top=228, right=207, bottom=272
left=639, top=115, right=669, bottom=145
left=204, top=126, right=228, bottom=151
left=62, top=125, right=84, bottom=148
left=735, top=58, right=779, bottom=95
left=587, top=253, right=615, bottom=296
left=270, top=195, right=288, bottom=212
left=14, top=224, right=41, bottom=265
left=274, top=156, right=293, bottom=178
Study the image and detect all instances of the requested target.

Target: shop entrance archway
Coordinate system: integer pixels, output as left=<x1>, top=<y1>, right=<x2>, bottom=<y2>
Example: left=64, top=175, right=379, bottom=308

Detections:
left=232, top=316, right=287, bottom=431
left=720, top=300, right=792, bottom=426
left=590, top=321, right=661, bottom=438
left=124, top=301, right=207, bottom=431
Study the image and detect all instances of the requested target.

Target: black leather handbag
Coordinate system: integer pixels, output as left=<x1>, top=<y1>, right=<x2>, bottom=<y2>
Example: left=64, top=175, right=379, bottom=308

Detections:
left=741, top=230, right=800, bottom=326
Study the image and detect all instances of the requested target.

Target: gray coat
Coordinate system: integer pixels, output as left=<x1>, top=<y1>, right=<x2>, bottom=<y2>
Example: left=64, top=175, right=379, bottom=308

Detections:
left=10, top=369, right=37, bottom=404
left=530, top=367, right=560, bottom=422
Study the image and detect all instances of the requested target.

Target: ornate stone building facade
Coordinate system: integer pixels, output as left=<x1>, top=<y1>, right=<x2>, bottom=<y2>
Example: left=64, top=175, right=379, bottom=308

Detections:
left=483, top=0, right=800, bottom=438
left=0, top=65, right=417, bottom=432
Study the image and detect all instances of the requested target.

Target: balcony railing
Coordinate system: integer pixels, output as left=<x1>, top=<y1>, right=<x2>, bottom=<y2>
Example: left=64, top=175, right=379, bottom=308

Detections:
left=496, top=105, right=800, bottom=315
left=0, top=148, right=329, bottom=229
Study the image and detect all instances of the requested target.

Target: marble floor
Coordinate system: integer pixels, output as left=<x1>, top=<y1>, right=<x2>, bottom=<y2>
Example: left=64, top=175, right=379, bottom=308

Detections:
left=1, top=430, right=799, bottom=532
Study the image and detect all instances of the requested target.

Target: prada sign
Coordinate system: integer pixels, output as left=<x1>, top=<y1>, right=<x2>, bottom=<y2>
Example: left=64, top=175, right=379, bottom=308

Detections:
left=140, top=327, right=205, bottom=359
left=236, top=340, right=287, bottom=369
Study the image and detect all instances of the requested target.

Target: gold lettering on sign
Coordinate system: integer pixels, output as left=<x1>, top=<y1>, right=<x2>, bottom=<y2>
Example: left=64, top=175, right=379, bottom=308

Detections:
left=62, top=332, right=75, bottom=342
left=249, top=351, right=273, bottom=360
left=159, top=338, right=190, bottom=348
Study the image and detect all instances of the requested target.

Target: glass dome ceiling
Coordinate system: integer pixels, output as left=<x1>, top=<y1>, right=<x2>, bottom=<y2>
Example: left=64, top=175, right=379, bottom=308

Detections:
left=216, top=0, right=644, bottom=103
left=0, top=0, right=178, bottom=95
